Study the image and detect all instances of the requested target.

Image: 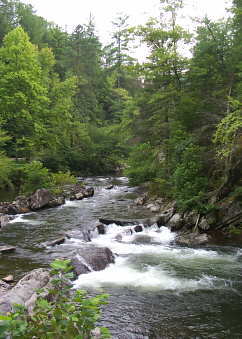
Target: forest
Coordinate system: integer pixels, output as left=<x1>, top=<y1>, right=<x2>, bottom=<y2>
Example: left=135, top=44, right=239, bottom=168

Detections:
left=0, top=0, right=241, bottom=216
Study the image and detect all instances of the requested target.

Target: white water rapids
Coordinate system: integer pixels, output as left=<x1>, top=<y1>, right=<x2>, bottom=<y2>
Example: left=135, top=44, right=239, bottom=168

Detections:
left=73, top=223, right=237, bottom=293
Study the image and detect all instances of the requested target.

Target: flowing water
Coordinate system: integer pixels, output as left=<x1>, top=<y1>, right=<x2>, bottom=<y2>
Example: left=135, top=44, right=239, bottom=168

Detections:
left=1, top=177, right=242, bottom=338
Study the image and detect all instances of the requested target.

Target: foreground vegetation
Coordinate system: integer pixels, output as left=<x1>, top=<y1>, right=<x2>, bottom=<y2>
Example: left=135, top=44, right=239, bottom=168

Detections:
left=0, top=260, right=110, bottom=338
left=0, top=0, right=241, bottom=215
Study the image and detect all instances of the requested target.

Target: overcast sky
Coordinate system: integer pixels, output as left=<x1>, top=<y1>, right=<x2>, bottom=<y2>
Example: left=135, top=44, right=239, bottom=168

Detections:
left=22, top=0, right=232, bottom=43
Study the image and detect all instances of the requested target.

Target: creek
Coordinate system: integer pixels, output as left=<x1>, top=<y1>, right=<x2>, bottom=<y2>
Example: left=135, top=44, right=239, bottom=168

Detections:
left=1, top=177, right=242, bottom=338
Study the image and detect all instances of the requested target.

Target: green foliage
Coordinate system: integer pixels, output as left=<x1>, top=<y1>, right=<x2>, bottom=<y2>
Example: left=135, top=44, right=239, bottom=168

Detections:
left=0, top=259, right=110, bottom=339
left=171, top=143, right=208, bottom=212
left=20, top=160, right=50, bottom=194
left=50, top=171, right=77, bottom=187
left=213, top=98, right=242, bottom=159
left=125, top=143, right=158, bottom=185
left=0, top=152, right=14, bottom=189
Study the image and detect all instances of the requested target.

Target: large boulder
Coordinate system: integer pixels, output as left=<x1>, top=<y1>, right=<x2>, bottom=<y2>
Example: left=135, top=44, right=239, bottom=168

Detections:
left=167, top=213, right=184, bottom=231
left=0, top=268, right=50, bottom=314
left=156, top=208, right=175, bottom=227
left=14, top=196, right=31, bottom=213
left=29, top=189, right=53, bottom=210
left=71, top=246, right=115, bottom=277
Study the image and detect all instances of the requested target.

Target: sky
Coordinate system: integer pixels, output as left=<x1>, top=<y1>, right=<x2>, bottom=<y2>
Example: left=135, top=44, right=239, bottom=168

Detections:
left=22, top=0, right=232, bottom=44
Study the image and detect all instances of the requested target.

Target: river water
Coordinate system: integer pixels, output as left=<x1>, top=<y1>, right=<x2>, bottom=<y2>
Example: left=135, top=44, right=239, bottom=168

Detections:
left=1, top=177, right=242, bottom=338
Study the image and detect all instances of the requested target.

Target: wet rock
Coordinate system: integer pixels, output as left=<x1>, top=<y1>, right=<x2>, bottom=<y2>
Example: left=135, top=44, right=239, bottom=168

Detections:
left=156, top=208, right=175, bottom=227
left=2, top=275, right=14, bottom=283
left=0, top=246, right=16, bottom=254
left=0, top=214, right=10, bottom=228
left=167, top=213, right=184, bottom=231
left=75, top=192, right=84, bottom=200
left=74, top=187, right=94, bottom=200
left=134, top=225, right=143, bottom=233
left=29, top=189, right=53, bottom=210
left=0, top=268, right=50, bottom=314
left=45, top=237, right=66, bottom=247
left=84, top=187, right=94, bottom=197
left=105, top=185, right=114, bottom=190
left=115, top=233, right=122, bottom=241
left=48, top=196, right=65, bottom=208
left=176, top=233, right=210, bottom=246
left=96, top=223, right=106, bottom=235
left=71, top=246, right=115, bottom=277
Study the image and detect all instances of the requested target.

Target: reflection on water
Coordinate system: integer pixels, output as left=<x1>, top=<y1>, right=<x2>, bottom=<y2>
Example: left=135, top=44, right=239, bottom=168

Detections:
left=1, top=177, right=242, bottom=338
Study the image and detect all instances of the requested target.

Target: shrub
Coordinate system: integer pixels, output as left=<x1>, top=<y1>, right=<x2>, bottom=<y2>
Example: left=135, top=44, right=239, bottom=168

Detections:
left=0, top=259, right=110, bottom=339
left=50, top=171, right=77, bottom=187
left=20, top=160, right=51, bottom=194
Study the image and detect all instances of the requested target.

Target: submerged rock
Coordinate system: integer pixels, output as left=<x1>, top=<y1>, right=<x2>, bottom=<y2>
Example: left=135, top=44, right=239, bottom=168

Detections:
left=96, top=223, right=106, bottom=235
left=175, top=232, right=210, bottom=246
left=134, top=225, right=143, bottom=233
left=45, top=236, right=66, bottom=247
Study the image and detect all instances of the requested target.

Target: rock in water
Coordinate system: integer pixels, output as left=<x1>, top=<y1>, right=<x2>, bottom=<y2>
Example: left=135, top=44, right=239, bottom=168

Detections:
left=45, top=237, right=66, bottom=247
left=175, top=233, right=210, bottom=246
left=0, top=246, right=16, bottom=254
left=105, top=185, right=114, bottom=190
left=29, top=189, right=53, bottom=210
left=71, top=246, right=115, bottom=276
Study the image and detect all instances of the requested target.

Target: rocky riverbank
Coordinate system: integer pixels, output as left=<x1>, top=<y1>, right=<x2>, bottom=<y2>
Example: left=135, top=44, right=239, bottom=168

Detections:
left=134, top=192, right=242, bottom=245
left=0, top=184, right=94, bottom=229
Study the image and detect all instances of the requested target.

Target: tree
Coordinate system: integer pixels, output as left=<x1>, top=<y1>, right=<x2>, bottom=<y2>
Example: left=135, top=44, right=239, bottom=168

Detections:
left=0, top=0, right=17, bottom=44
left=0, top=27, right=48, bottom=158
left=104, top=13, right=135, bottom=89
